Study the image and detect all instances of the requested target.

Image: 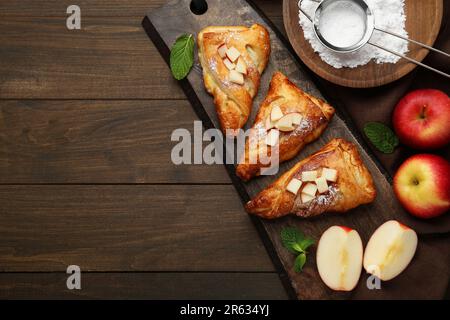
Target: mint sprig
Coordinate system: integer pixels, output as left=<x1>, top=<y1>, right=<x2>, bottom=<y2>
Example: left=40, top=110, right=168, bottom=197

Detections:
left=363, top=122, right=399, bottom=154
left=294, top=253, right=307, bottom=273
left=170, top=34, right=194, bottom=80
left=281, top=227, right=315, bottom=273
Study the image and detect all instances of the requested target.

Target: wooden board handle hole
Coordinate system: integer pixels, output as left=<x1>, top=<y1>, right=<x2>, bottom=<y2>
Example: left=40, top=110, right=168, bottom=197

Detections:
left=190, top=0, right=208, bottom=15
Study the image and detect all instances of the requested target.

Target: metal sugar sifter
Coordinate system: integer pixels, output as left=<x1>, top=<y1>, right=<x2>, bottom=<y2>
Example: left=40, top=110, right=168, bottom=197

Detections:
left=298, top=0, right=450, bottom=78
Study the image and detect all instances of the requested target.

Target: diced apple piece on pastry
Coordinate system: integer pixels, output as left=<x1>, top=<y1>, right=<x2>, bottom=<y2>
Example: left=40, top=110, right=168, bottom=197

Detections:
left=235, top=57, right=247, bottom=74
left=226, top=46, right=241, bottom=62
left=276, top=114, right=295, bottom=132
left=363, top=220, right=418, bottom=281
left=223, top=58, right=236, bottom=70
left=229, top=70, right=244, bottom=85
left=316, top=176, right=329, bottom=194
left=302, top=170, right=318, bottom=182
left=217, top=44, right=228, bottom=58
left=270, top=106, right=284, bottom=122
left=322, top=168, right=338, bottom=182
left=265, top=116, right=275, bottom=130
left=317, top=226, right=363, bottom=291
left=290, top=112, right=303, bottom=125
left=265, top=129, right=279, bottom=147
left=301, top=193, right=315, bottom=203
left=286, top=178, right=302, bottom=195
left=302, top=182, right=317, bottom=197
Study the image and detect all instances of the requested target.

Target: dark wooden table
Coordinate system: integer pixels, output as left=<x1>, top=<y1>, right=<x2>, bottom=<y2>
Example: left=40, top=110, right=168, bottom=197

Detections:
left=0, top=0, right=448, bottom=299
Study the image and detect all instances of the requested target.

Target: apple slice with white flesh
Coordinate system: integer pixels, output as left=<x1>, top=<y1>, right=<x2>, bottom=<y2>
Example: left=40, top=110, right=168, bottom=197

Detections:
left=286, top=178, right=302, bottom=195
left=226, top=46, right=241, bottom=62
left=223, top=58, right=235, bottom=71
left=317, top=226, right=363, bottom=291
left=271, top=106, right=284, bottom=122
left=265, top=116, right=275, bottom=130
left=218, top=44, right=228, bottom=58
left=301, top=193, right=315, bottom=203
left=276, top=114, right=295, bottom=132
left=302, top=182, right=317, bottom=197
left=322, top=168, right=338, bottom=182
left=229, top=70, right=244, bottom=85
left=301, top=170, right=317, bottom=182
left=316, top=176, right=329, bottom=194
left=265, top=129, right=279, bottom=147
left=290, top=112, right=302, bottom=125
left=235, top=57, right=247, bottom=74
left=363, top=220, right=418, bottom=281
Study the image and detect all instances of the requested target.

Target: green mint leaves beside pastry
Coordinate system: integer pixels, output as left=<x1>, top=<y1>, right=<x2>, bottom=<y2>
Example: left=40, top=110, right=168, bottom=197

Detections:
left=364, top=122, right=399, bottom=154
left=170, top=34, right=195, bottom=80
left=281, top=227, right=315, bottom=273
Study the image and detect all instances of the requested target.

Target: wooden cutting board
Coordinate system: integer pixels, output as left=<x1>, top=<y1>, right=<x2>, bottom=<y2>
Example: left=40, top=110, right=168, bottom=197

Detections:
left=143, top=0, right=449, bottom=299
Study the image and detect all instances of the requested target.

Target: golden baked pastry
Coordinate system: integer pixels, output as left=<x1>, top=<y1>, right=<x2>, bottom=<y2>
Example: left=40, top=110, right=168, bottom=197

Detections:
left=198, top=24, right=270, bottom=134
left=245, top=139, right=376, bottom=219
left=236, top=72, right=335, bottom=181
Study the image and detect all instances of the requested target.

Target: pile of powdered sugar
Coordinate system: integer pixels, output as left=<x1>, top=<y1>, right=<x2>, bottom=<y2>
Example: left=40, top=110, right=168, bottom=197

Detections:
left=299, top=0, right=409, bottom=68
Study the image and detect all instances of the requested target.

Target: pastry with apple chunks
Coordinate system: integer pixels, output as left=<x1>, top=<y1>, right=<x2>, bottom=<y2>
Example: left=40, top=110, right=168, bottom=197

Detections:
left=197, top=24, right=270, bottom=134
left=245, top=139, right=376, bottom=219
left=235, top=72, right=335, bottom=181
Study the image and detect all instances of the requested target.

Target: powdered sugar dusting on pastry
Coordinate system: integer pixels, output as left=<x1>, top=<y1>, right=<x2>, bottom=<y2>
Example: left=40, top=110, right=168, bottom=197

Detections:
left=292, top=184, right=341, bottom=218
left=290, top=116, right=313, bottom=137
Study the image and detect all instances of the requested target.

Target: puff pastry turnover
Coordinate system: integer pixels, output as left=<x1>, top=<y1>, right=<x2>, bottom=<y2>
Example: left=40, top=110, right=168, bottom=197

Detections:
left=198, top=24, right=270, bottom=134
left=245, top=139, right=376, bottom=219
left=236, top=72, right=335, bottom=181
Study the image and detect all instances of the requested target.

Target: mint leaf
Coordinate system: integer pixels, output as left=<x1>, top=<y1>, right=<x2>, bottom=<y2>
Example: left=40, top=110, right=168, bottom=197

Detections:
left=170, top=34, right=194, bottom=80
left=294, top=253, right=306, bottom=273
left=281, top=227, right=305, bottom=254
left=281, top=227, right=315, bottom=273
left=299, top=238, right=315, bottom=251
left=364, top=122, right=399, bottom=154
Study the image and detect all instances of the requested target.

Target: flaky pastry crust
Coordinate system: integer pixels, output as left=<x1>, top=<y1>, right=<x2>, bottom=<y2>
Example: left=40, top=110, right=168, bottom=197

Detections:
left=236, top=72, right=335, bottom=181
left=198, top=24, right=270, bottom=134
left=245, top=139, right=376, bottom=219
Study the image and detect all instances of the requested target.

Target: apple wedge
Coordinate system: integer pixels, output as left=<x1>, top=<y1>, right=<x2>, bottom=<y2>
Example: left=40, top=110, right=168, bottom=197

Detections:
left=290, top=112, right=302, bottom=125
left=286, top=178, right=302, bottom=195
left=276, top=114, right=295, bottom=132
left=363, top=220, right=418, bottom=281
left=317, top=226, right=363, bottom=291
left=217, top=44, right=228, bottom=58
left=235, top=57, right=247, bottom=74
left=229, top=70, right=244, bottom=85
left=302, top=182, right=317, bottom=197
left=223, top=58, right=236, bottom=71
left=265, top=129, right=279, bottom=147
left=315, top=176, right=329, bottom=194
left=301, top=193, right=315, bottom=203
left=301, top=170, right=317, bottom=182
left=226, top=46, right=241, bottom=62
left=265, top=116, right=275, bottom=130
left=271, top=106, right=284, bottom=122
left=322, top=168, right=338, bottom=182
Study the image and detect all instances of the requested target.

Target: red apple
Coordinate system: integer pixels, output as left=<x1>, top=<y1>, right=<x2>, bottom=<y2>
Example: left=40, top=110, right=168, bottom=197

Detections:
left=393, top=154, right=450, bottom=219
left=393, top=89, right=450, bottom=149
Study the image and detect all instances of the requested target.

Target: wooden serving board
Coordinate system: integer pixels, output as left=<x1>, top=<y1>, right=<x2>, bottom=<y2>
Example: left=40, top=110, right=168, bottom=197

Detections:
left=143, top=0, right=449, bottom=299
left=283, top=0, right=443, bottom=88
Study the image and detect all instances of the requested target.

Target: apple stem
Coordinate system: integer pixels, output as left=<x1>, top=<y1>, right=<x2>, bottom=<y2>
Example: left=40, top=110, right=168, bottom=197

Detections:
left=419, top=105, right=427, bottom=119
